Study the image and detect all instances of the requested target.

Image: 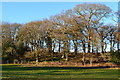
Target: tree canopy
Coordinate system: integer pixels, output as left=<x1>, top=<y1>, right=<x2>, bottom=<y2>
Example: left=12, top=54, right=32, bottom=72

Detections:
left=1, top=3, right=119, bottom=65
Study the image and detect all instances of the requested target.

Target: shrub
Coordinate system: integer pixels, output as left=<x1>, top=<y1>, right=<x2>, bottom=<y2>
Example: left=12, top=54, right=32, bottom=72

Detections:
left=110, top=50, right=120, bottom=65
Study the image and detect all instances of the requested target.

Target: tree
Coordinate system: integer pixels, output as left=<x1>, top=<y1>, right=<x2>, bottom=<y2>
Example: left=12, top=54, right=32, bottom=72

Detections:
left=74, top=3, right=112, bottom=53
left=2, top=23, right=14, bottom=63
left=50, top=12, right=72, bottom=61
left=106, top=24, right=117, bottom=52
left=18, top=21, right=44, bottom=64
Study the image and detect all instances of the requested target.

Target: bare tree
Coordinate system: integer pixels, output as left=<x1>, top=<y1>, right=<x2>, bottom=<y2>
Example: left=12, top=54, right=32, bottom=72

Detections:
left=74, top=3, right=112, bottom=53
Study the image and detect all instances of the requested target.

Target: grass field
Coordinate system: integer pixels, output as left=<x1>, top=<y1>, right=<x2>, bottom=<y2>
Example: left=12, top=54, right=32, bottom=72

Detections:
left=1, top=64, right=120, bottom=80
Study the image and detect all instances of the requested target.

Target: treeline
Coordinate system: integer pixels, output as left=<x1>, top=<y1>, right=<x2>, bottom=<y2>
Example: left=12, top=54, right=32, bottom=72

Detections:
left=1, top=3, right=120, bottom=65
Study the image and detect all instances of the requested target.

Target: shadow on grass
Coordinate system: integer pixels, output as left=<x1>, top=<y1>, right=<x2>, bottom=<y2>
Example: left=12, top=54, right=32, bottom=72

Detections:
left=2, top=65, right=119, bottom=79
left=2, top=65, right=111, bottom=71
left=2, top=78, right=119, bottom=80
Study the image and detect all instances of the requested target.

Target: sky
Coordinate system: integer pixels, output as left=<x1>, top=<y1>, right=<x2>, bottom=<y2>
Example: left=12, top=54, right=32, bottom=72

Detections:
left=1, top=0, right=120, bottom=2
left=2, top=2, right=118, bottom=24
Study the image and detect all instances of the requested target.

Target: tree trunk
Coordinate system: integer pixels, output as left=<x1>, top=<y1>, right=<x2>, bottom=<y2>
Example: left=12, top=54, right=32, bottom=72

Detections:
left=88, top=41, right=91, bottom=53
left=52, top=42, right=55, bottom=53
left=58, top=42, right=61, bottom=53
left=101, top=39, right=104, bottom=53
left=110, top=40, right=112, bottom=52
left=82, top=53, right=85, bottom=66
left=88, top=34, right=91, bottom=53
left=65, top=53, right=68, bottom=61
left=96, top=47, right=99, bottom=53
left=91, top=42, right=94, bottom=53
left=117, top=41, right=120, bottom=52
left=90, top=53, right=93, bottom=66
left=74, top=45, right=77, bottom=57
left=73, top=40, right=78, bottom=56
left=101, top=45, right=104, bottom=53
left=83, top=43, right=86, bottom=53
left=36, top=53, right=39, bottom=64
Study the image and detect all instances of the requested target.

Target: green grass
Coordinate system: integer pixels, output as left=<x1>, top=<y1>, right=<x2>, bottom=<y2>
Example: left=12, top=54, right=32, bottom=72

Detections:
left=1, top=64, right=120, bottom=80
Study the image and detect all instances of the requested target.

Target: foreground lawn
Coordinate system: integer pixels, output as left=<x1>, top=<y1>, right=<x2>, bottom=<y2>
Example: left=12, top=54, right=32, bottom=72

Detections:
left=1, top=64, right=120, bottom=80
